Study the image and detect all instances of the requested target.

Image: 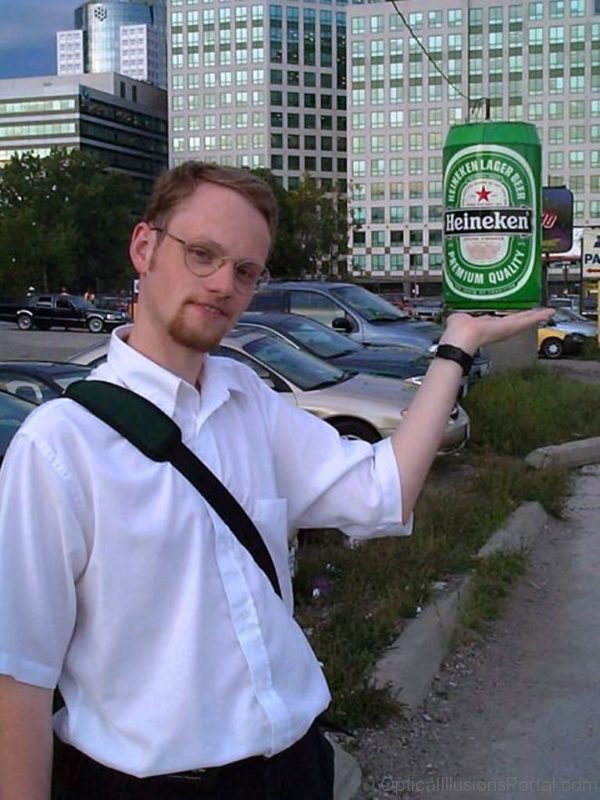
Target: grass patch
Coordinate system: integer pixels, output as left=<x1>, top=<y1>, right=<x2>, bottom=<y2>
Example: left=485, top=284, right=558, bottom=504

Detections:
left=294, top=366, right=598, bottom=728
left=459, top=551, right=527, bottom=636
left=462, top=365, right=600, bottom=456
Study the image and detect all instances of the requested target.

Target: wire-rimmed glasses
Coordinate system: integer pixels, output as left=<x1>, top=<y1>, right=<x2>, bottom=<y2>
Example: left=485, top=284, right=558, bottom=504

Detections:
left=150, top=227, right=270, bottom=293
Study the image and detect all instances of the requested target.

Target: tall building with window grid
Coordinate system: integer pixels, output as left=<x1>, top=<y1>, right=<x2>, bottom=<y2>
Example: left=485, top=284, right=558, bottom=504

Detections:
left=58, top=0, right=167, bottom=89
left=168, top=0, right=600, bottom=287
left=347, top=0, right=600, bottom=287
left=169, top=0, right=349, bottom=191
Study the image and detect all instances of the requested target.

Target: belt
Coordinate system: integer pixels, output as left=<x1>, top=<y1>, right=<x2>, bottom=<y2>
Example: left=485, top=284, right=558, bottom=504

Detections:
left=53, top=722, right=319, bottom=790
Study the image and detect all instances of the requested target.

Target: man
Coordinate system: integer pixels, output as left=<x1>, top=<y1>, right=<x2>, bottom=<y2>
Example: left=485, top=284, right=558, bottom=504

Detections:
left=0, top=162, right=552, bottom=800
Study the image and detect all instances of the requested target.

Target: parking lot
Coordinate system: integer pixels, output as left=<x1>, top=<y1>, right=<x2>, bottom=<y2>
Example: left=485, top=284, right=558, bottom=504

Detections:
left=0, top=323, right=109, bottom=362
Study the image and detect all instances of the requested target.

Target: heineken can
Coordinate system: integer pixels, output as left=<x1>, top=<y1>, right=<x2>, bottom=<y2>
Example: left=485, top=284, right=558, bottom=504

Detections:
left=442, top=121, right=542, bottom=310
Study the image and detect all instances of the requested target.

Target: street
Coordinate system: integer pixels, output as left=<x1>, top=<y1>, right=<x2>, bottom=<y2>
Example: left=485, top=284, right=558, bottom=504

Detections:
left=0, top=323, right=109, bottom=361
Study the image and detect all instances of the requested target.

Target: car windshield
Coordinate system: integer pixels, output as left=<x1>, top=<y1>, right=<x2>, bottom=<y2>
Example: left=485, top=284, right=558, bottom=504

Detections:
left=243, top=334, right=348, bottom=390
left=330, top=285, right=410, bottom=322
left=553, top=308, right=590, bottom=324
left=270, top=315, right=361, bottom=358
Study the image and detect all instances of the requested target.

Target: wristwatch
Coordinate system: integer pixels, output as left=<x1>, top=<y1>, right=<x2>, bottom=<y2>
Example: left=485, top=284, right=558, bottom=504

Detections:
left=435, top=344, right=474, bottom=376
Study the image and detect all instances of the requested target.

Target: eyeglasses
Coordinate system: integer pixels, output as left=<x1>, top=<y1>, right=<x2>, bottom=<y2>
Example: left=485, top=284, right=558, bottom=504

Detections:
left=150, top=227, right=270, bottom=293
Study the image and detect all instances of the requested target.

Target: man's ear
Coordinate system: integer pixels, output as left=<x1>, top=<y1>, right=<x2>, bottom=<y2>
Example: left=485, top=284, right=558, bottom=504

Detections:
left=130, top=222, right=154, bottom=276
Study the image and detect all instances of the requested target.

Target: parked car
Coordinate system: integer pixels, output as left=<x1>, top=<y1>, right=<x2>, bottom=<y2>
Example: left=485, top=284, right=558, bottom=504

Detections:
left=537, top=326, right=583, bottom=359
left=216, top=328, right=470, bottom=453
left=379, top=291, right=411, bottom=312
left=546, top=308, right=597, bottom=340
left=0, top=293, right=130, bottom=333
left=581, top=295, right=598, bottom=322
left=0, top=361, right=92, bottom=404
left=405, top=296, right=445, bottom=321
left=239, top=312, right=473, bottom=399
left=0, top=389, right=36, bottom=466
left=69, top=331, right=470, bottom=453
left=249, top=281, right=443, bottom=350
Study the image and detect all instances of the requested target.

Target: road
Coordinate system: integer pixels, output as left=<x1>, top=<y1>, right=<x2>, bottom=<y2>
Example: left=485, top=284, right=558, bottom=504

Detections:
left=0, top=323, right=109, bottom=361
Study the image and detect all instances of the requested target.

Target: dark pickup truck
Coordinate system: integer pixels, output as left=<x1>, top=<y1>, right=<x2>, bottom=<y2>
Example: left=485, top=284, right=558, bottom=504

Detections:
left=0, top=293, right=130, bottom=333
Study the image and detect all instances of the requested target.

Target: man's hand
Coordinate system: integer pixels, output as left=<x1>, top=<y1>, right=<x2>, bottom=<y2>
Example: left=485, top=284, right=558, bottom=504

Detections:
left=440, top=307, right=556, bottom=355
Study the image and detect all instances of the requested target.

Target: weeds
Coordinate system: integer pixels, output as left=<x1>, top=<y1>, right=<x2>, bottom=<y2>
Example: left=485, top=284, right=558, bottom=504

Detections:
left=294, top=366, right=597, bottom=728
left=459, top=551, right=527, bottom=636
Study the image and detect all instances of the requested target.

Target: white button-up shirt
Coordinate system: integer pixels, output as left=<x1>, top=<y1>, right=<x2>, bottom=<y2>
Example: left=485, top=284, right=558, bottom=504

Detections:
left=0, top=327, right=410, bottom=777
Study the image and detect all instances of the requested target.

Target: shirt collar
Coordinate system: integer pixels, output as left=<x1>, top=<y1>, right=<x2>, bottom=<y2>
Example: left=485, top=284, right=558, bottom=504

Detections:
left=94, top=325, right=246, bottom=438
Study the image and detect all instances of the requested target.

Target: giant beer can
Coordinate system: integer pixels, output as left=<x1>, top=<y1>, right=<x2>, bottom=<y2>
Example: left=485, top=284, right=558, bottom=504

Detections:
left=442, top=121, right=542, bottom=310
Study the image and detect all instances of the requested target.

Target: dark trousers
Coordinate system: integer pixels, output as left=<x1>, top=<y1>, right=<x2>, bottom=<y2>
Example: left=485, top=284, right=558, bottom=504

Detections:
left=52, top=722, right=334, bottom=800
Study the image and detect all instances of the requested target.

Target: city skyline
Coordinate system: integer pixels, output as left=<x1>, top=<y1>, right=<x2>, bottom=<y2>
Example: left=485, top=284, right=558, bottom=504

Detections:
left=0, top=0, right=75, bottom=79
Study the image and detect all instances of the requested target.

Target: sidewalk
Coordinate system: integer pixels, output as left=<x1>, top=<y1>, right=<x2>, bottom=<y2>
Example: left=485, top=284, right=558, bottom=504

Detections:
left=354, top=464, right=600, bottom=799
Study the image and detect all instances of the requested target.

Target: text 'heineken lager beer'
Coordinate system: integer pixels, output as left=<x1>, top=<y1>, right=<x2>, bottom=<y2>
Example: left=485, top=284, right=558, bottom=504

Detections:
left=443, top=121, right=542, bottom=310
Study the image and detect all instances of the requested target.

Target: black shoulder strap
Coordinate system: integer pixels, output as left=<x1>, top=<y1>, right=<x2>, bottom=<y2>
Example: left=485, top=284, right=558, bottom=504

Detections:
left=65, top=380, right=282, bottom=598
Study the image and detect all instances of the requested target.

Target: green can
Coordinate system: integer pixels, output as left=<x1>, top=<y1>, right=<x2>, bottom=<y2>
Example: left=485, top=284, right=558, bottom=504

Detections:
left=442, top=121, right=542, bottom=310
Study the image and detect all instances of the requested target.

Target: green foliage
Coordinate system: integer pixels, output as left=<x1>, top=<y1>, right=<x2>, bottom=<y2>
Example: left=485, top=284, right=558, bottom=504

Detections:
left=294, top=365, right=592, bottom=728
left=252, top=170, right=349, bottom=278
left=0, top=149, right=140, bottom=297
left=459, top=552, right=527, bottom=635
left=463, top=365, right=600, bottom=456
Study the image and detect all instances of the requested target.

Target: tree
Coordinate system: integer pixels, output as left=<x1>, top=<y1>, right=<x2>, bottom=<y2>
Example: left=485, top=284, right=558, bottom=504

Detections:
left=0, top=149, right=140, bottom=297
left=252, top=169, right=350, bottom=279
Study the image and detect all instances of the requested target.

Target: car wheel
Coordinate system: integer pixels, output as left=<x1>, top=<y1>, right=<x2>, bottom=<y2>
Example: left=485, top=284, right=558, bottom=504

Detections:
left=17, top=314, right=33, bottom=331
left=330, top=419, right=380, bottom=443
left=88, top=317, right=104, bottom=334
left=541, top=337, right=563, bottom=359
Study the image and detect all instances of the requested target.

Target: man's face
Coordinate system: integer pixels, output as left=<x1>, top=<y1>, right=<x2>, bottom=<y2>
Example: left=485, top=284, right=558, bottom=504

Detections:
left=136, top=182, right=271, bottom=354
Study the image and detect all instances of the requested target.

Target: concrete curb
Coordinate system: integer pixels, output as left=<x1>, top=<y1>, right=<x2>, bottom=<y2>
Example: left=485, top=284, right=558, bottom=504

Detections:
left=373, top=501, right=549, bottom=714
left=525, top=437, right=600, bottom=470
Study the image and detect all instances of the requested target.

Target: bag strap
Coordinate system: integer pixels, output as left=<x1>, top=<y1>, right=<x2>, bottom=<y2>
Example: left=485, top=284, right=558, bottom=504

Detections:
left=65, top=380, right=282, bottom=598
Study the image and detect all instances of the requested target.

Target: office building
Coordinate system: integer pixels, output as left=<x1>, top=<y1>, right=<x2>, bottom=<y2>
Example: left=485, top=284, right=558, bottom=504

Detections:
left=58, top=0, right=167, bottom=89
left=168, top=0, right=349, bottom=191
left=347, top=0, right=600, bottom=287
left=0, top=73, right=168, bottom=192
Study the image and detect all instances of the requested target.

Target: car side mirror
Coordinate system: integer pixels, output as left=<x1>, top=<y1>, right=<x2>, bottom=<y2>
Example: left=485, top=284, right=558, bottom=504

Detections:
left=332, top=316, right=353, bottom=333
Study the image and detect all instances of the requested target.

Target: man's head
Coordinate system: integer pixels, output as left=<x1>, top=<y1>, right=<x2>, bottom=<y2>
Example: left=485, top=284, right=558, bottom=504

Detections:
left=128, top=162, right=277, bottom=369
left=143, top=161, right=278, bottom=248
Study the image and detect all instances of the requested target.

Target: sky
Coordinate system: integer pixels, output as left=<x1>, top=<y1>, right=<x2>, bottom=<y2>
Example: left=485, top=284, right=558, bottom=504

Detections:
left=0, top=0, right=76, bottom=80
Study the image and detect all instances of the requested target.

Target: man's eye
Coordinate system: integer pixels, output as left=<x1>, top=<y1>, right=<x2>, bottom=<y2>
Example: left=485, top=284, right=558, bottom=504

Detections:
left=188, top=247, right=213, bottom=264
left=235, top=263, right=260, bottom=281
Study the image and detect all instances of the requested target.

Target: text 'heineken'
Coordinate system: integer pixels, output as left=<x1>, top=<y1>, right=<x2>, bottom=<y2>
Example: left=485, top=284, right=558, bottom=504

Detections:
left=443, top=121, right=542, bottom=310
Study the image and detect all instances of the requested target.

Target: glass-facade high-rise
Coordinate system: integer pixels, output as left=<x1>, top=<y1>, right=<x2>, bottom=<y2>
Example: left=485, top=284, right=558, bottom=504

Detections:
left=58, top=0, right=167, bottom=89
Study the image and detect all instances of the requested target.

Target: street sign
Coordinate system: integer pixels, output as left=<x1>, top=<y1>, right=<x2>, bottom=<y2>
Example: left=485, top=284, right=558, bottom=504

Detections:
left=582, top=228, right=600, bottom=280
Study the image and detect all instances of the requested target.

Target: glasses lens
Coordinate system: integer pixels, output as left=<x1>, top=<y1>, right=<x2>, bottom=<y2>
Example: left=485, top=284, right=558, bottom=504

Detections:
left=234, top=263, right=269, bottom=291
left=184, top=244, right=217, bottom=276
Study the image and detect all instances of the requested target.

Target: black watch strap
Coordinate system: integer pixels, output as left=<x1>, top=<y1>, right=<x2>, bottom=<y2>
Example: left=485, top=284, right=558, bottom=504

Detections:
left=435, top=344, right=474, bottom=376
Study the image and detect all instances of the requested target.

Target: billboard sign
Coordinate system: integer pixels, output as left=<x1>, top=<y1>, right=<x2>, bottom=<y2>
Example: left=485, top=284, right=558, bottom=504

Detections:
left=582, top=228, right=600, bottom=280
left=542, top=186, right=574, bottom=254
